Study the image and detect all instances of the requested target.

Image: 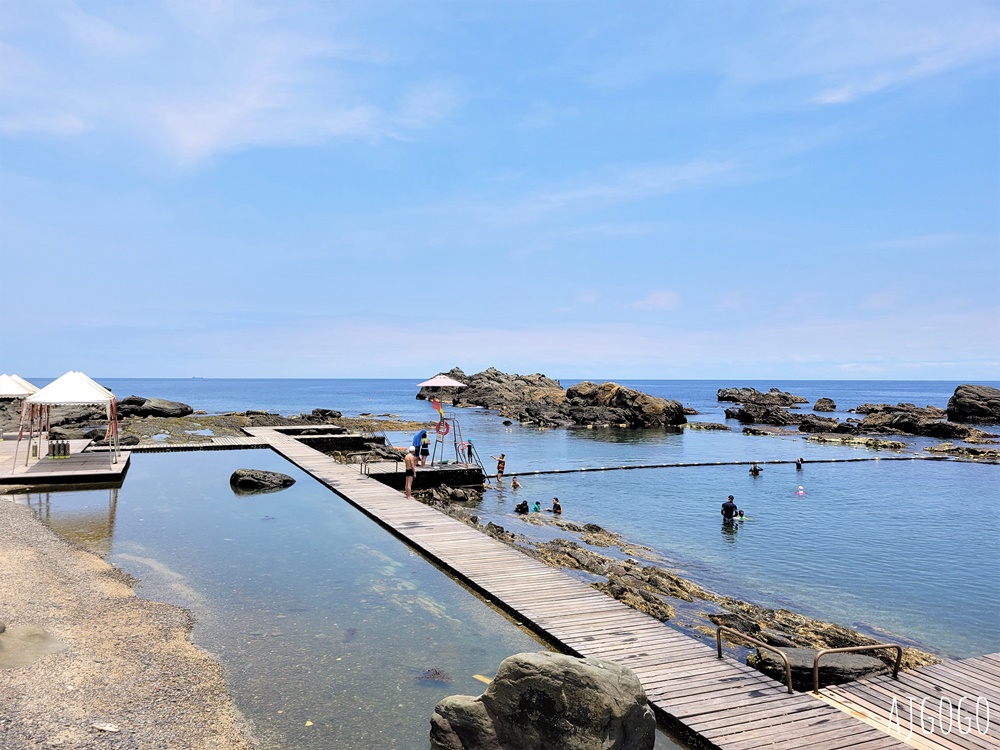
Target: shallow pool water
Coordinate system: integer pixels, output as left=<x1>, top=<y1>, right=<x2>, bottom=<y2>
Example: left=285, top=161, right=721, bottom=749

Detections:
left=10, top=449, right=685, bottom=749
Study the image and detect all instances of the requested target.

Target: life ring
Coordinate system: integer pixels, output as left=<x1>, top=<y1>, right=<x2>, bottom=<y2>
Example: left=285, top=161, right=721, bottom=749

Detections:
left=435, top=420, right=450, bottom=435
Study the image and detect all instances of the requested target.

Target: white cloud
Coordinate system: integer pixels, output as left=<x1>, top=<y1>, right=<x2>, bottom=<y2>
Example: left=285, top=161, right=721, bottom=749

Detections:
left=630, top=290, right=680, bottom=311
left=0, top=0, right=460, bottom=164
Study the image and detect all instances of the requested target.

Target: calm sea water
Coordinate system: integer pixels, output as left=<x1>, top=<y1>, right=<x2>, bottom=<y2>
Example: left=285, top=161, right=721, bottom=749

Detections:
left=10, top=378, right=1000, bottom=746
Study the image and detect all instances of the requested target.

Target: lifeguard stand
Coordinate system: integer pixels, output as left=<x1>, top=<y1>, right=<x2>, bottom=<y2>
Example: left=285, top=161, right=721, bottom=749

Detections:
left=430, top=416, right=488, bottom=480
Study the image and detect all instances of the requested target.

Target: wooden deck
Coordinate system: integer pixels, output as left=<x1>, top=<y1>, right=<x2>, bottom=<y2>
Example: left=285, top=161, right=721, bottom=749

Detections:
left=817, top=653, right=1000, bottom=749
left=0, top=437, right=130, bottom=485
left=245, top=427, right=947, bottom=749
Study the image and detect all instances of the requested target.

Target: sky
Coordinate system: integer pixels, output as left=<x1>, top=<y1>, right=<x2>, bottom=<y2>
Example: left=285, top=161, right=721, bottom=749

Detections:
left=1, top=0, right=998, bottom=381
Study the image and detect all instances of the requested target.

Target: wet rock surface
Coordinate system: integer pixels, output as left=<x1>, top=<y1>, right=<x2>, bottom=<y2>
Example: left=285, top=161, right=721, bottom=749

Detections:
left=430, top=651, right=655, bottom=750
left=229, top=468, right=296, bottom=493
left=751, top=647, right=890, bottom=691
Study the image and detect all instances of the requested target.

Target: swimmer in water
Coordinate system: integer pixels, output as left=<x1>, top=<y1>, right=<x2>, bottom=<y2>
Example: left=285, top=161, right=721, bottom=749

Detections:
left=738, top=509, right=747, bottom=521
left=795, top=485, right=805, bottom=496
left=511, top=477, right=521, bottom=489
left=749, top=462, right=762, bottom=476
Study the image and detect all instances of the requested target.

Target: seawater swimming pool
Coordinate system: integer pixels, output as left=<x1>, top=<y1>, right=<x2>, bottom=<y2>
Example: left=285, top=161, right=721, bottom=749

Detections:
left=13, top=449, right=685, bottom=749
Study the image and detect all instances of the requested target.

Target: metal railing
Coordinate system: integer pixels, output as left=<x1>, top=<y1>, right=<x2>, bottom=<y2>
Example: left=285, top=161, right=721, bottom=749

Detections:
left=812, top=644, right=902, bottom=693
left=716, top=626, right=793, bottom=694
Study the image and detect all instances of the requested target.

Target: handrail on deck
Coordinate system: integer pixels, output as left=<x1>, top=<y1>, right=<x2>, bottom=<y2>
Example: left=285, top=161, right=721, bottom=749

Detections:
left=812, top=644, right=902, bottom=693
left=716, top=626, right=793, bottom=694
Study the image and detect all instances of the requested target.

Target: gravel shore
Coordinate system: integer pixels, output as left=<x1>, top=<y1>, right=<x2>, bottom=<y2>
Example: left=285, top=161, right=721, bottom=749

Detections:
left=0, top=498, right=258, bottom=749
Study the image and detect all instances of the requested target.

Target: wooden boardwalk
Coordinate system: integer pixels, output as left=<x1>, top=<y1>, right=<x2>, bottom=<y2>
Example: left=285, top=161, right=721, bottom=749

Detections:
left=817, top=653, right=1000, bottom=749
left=245, top=427, right=944, bottom=749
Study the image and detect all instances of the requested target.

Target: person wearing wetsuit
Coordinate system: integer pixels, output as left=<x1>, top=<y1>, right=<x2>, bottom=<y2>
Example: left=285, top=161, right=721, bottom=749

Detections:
left=721, top=495, right=738, bottom=521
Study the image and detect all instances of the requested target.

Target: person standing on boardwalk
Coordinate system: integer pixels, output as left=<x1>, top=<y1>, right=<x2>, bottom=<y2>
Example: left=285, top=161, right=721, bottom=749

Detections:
left=490, top=453, right=506, bottom=481
left=404, top=447, right=417, bottom=498
left=721, top=495, right=738, bottom=521
left=420, top=433, right=430, bottom=467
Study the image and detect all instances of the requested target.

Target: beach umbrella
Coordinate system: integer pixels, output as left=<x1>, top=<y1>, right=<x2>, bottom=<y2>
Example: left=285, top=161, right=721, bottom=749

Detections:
left=416, top=374, right=467, bottom=388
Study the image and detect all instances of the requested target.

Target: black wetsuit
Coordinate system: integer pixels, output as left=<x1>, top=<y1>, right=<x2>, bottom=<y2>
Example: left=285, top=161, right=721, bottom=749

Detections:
left=721, top=500, right=738, bottom=520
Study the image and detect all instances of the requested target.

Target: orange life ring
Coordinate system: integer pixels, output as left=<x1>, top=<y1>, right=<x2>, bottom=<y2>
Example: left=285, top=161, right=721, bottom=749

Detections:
left=435, top=420, right=450, bottom=435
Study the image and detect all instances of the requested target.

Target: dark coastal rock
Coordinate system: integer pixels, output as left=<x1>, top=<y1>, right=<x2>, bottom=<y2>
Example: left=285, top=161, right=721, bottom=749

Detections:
left=717, top=387, right=808, bottom=407
left=853, top=402, right=946, bottom=419
left=48, top=426, right=88, bottom=440
left=565, top=381, right=686, bottom=427
left=310, top=408, right=343, bottom=420
left=229, top=468, right=296, bottom=494
left=430, top=651, right=655, bottom=750
left=725, top=404, right=801, bottom=426
left=751, top=647, right=889, bottom=691
left=813, top=397, right=837, bottom=412
left=119, top=395, right=194, bottom=418
left=797, top=414, right=840, bottom=433
left=947, top=384, right=1000, bottom=424
left=418, top=367, right=686, bottom=428
left=858, top=410, right=994, bottom=440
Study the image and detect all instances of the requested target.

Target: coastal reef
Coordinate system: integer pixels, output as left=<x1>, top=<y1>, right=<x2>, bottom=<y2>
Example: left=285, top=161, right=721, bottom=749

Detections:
left=718, top=384, right=999, bottom=444
left=417, top=367, right=687, bottom=428
left=419, top=486, right=939, bottom=675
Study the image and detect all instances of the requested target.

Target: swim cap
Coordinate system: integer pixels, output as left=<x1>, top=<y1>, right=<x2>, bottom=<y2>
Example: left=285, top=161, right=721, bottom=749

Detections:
left=407, top=446, right=414, bottom=452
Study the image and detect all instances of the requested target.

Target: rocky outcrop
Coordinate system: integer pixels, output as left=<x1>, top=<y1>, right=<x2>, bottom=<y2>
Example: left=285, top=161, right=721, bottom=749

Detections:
left=418, top=367, right=686, bottom=428
left=751, top=647, right=889, bottom=691
left=229, top=469, right=296, bottom=494
left=853, top=402, right=946, bottom=418
left=857, top=406, right=994, bottom=440
left=947, top=384, right=1000, bottom=424
left=797, top=414, right=840, bottom=433
left=118, top=396, right=194, bottom=418
left=430, top=652, right=655, bottom=750
left=717, top=387, right=808, bottom=407
left=813, top=397, right=837, bottom=412
left=724, top=404, right=801, bottom=426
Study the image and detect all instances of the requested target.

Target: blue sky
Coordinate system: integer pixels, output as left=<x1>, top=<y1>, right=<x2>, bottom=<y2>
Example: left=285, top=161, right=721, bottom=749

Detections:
left=1, top=1, right=998, bottom=380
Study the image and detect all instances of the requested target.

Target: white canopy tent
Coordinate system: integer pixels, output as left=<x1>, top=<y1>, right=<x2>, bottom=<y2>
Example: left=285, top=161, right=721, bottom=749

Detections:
left=15, top=371, right=121, bottom=470
left=0, top=374, right=37, bottom=441
left=9, top=374, right=39, bottom=395
left=0, top=374, right=34, bottom=398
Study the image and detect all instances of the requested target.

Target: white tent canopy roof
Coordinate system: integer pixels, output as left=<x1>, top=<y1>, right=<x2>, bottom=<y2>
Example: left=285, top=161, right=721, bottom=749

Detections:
left=26, top=371, right=115, bottom=406
left=7, top=374, right=38, bottom=395
left=417, top=374, right=467, bottom=388
left=0, top=374, right=32, bottom=398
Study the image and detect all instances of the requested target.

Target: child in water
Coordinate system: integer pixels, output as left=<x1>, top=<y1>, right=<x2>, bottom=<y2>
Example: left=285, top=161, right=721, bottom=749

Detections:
left=531, top=501, right=541, bottom=512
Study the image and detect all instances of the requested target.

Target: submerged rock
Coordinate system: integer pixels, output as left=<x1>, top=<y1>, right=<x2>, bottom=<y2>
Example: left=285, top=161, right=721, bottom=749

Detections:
left=229, top=468, right=296, bottom=494
left=751, top=646, right=889, bottom=691
left=430, top=651, right=655, bottom=750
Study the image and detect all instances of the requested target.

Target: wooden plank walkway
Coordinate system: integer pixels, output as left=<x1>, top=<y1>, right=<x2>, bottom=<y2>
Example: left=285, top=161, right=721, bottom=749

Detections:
left=817, top=653, right=1000, bottom=749
left=245, top=427, right=924, bottom=749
